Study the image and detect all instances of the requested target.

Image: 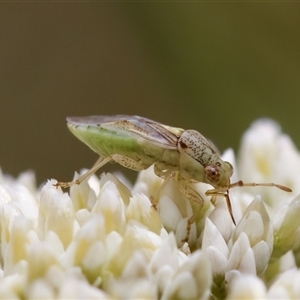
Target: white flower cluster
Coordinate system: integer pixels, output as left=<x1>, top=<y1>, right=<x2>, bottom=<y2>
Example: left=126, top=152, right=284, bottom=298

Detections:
left=0, top=119, right=300, bottom=299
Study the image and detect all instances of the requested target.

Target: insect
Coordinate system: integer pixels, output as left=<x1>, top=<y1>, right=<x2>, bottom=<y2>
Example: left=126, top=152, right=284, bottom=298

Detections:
left=56, top=115, right=292, bottom=225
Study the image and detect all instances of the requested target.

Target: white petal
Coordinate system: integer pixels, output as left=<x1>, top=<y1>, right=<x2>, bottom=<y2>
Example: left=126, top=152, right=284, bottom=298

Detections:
left=252, top=241, right=271, bottom=275
left=122, top=251, right=148, bottom=278
left=27, top=279, right=55, bottom=299
left=92, top=181, right=126, bottom=233
left=158, top=195, right=182, bottom=232
left=267, top=269, right=300, bottom=299
left=273, top=194, right=300, bottom=259
left=233, top=196, right=271, bottom=247
left=58, top=277, right=110, bottom=299
left=175, top=217, right=197, bottom=246
left=69, top=172, right=97, bottom=211
left=162, top=271, right=198, bottom=300
left=126, top=193, right=161, bottom=234
left=149, top=233, right=179, bottom=274
left=202, top=218, right=229, bottom=258
left=82, top=241, right=106, bottom=270
left=205, top=246, right=227, bottom=275
left=0, top=184, right=11, bottom=204
left=100, top=172, right=132, bottom=204
left=227, top=233, right=256, bottom=275
left=227, top=274, right=266, bottom=299
left=162, top=250, right=211, bottom=300
left=39, top=181, right=75, bottom=248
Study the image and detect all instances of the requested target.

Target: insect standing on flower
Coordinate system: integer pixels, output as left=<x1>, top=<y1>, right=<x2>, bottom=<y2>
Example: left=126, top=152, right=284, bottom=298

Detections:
left=56, top=115, right=292, bottom=225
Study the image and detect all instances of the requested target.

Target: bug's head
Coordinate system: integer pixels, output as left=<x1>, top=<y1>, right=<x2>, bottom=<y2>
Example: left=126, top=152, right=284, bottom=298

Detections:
left=204, top=160, right=233, bottom=189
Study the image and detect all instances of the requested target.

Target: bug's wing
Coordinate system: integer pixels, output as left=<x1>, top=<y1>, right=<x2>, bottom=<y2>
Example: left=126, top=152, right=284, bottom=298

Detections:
left=67, top=115, right=183, bottom=150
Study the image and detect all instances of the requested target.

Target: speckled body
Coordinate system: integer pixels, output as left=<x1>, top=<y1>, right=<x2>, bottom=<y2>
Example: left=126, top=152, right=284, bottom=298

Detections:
left=66, top=115, right=233, bottom=188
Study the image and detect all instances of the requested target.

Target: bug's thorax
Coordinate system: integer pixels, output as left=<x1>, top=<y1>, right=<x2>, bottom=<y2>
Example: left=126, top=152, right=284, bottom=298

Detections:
left=177, top=130, right=233, bottom=188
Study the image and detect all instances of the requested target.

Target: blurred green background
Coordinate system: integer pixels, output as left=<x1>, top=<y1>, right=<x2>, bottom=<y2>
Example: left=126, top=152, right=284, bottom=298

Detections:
left=1, top=3, right=299, bottom=185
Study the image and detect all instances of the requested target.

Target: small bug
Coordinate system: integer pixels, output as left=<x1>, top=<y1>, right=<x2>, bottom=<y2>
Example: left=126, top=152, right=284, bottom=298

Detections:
left=56, top=115, right=292, bottom=224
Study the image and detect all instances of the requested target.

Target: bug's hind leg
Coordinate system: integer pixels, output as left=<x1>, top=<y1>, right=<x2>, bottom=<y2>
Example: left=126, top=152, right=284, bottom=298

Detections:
left=55, top=155, right=112, bottom=188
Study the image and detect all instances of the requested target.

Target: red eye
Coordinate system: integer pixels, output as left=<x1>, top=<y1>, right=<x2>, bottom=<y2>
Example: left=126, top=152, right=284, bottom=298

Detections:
left=205, top=165, right=221, bottom=183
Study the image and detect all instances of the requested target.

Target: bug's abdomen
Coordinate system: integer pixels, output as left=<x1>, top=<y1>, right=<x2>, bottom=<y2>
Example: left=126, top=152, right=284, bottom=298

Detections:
left=67, top=124, right=176, bottom=169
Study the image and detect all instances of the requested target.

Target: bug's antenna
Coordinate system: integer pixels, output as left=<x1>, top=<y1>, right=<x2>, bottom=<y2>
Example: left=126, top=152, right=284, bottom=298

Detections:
left=229, top=180, right=292, bottom=193
left=205, top=180, right=292, bottom=226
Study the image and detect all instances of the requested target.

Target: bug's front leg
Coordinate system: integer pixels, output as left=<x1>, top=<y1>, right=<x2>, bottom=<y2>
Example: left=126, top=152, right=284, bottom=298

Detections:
left=153, top=163, right=174, bottom=179
left=154, top=165, right=205, bottom=243
left=205, top=188, right=236, bottom=225
left=178, top=181, right=205, bottom=208
left=55, top=155, right=112, bottom=188
left=178, top=181, right=205, bottom=243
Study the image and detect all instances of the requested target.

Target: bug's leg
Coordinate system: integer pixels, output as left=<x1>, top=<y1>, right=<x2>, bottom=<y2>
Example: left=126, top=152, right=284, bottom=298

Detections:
left=111, top=154, right=148, bottom=171
left=149, top=163, right=187, bottom=209
left=178, top=182, right=204, bottom=208
left=182, top=215, right=195, bottom=243
left=153, top=164, right=172, bottom=179
left=178, top=181, right=205, bottom=242
left=55, top=155, right=112, bottom=188
left=154, top=165, right=204, bottom=243
left=223, top=191, right=236, bottom=225
left=148, top=164, right=175, bottom=208
left=205, top=189, right=236, bottom=225
left=210, top=195, right=217, bottom=206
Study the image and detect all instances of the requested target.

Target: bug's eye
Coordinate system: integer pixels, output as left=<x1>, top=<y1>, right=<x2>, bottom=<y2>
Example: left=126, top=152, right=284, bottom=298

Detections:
left=205, top=165, right=221, bottom=183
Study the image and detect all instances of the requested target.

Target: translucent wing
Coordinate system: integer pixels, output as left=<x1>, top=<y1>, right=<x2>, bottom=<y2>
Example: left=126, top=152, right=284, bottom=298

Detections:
left=67, top=115, right=184, bottom=150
